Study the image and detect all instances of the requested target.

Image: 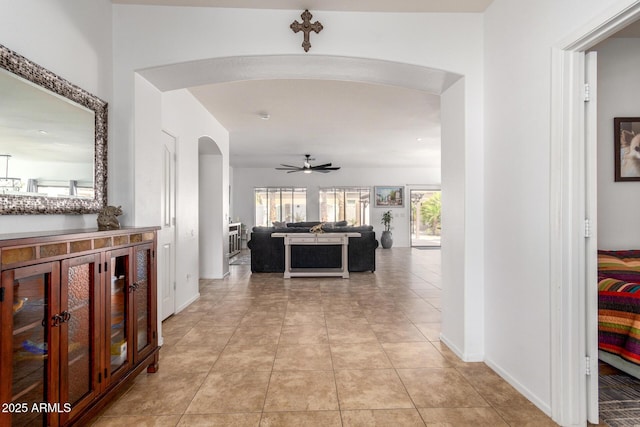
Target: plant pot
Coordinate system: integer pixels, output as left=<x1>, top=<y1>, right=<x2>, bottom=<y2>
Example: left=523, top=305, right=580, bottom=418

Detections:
left=381, top=230, right=393, bottom=249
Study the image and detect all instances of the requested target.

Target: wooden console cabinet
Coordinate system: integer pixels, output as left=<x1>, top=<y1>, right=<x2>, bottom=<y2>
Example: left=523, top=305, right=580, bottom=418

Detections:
left=0, top=227, right=160, bottom=426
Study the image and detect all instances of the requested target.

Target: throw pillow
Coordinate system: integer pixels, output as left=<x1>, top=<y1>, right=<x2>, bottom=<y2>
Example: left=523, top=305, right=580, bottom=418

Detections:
left=272, top=221, right=287, bottom=228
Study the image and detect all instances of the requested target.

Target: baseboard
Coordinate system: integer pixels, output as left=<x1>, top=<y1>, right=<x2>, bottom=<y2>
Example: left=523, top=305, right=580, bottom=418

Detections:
left=484, top=357, right=552, bottom=418
left=439, top=334, right=483, bottom=362
left=439, top=333, right=465, bottom=360
left=175, top=292, right=200, bottom=314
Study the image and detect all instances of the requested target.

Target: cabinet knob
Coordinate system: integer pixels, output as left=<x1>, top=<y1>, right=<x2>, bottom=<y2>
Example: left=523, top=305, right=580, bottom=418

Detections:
left=50, top=314, right=63, bottom=327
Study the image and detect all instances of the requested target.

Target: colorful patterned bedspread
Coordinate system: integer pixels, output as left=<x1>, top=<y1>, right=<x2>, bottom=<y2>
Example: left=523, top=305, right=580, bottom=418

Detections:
left=598, top=277, right=640, bottom=365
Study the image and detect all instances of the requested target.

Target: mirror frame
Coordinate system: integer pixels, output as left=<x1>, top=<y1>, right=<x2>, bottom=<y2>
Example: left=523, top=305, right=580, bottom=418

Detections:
left=0, top=43, right=107, bottom=215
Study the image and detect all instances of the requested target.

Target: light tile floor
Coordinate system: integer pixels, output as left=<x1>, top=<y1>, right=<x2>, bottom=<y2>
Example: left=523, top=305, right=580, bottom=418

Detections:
left=92, top=248, right=559, bottom=426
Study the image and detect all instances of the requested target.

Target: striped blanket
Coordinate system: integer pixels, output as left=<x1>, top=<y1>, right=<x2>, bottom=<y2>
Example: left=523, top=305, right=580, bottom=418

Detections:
left=598, top=277, right=640, bottom=365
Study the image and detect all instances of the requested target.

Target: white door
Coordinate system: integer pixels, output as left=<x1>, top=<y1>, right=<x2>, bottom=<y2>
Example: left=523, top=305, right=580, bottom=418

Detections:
left=159, top=131, right=177, bottom=320
left=584, top=50, right=599, bottom=424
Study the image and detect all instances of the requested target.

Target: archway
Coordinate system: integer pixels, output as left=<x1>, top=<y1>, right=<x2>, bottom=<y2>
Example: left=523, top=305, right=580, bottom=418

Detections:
left=138, top=54, right=476, bottom=360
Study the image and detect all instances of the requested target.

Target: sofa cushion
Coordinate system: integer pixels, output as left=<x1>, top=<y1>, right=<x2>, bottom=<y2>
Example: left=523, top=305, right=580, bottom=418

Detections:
left=321, top=221, right=348, bottom=230
left=252, top=226, right=275, bottom=232
left=286, top=221, right=321, bottom=228
left=326, top=225, right=374, bottom=232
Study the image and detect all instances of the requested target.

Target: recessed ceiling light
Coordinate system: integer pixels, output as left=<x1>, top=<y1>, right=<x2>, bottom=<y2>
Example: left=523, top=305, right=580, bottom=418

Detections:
left=416, top=137, right=423, bottom=142
left=260, top=113, right=270, bottom=120
left=38, top=130, right=48, bottom=135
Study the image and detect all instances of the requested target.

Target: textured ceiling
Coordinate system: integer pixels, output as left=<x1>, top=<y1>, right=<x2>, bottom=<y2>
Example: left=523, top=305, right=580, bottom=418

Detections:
left=190, top=79, right=441, bottom=169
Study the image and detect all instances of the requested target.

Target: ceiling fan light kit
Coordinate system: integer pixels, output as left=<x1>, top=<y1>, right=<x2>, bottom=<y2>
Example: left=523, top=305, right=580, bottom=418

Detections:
left=276, top=154, right=340, bottom=174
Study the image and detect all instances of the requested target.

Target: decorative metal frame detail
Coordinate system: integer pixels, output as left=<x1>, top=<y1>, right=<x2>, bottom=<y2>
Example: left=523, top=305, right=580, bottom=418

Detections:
left=0, top=43, right=108, bottom=214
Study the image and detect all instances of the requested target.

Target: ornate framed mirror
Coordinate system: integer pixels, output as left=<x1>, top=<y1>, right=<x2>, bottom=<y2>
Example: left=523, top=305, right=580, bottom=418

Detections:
left=0, top=43, right=107, bottom=214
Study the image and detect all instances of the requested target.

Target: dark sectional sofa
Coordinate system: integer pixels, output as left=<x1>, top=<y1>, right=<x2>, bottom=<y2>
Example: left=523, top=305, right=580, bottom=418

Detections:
left=247, top=221, right=378, bottom=273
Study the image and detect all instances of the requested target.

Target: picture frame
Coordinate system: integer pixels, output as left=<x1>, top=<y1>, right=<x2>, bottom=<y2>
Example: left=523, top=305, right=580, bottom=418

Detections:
left=614, top=117, right=640, bottom=182
left=374, top=186, right=404, bottom=207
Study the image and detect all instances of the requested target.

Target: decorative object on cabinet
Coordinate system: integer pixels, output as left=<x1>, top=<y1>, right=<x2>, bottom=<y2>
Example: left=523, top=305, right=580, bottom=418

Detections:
left=0, top=43, right=108, bottom=214
left=97, top=205, right=123, bottom=231
left=614, top=117, right=640, bottom=181
left=0, top=227, right=159, bottom=427
left=374, top=186, right=404, bottom=207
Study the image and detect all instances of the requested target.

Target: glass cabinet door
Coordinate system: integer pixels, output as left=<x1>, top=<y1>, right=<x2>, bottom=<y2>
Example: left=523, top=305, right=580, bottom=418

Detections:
left=132, top=244, right=155, bottom=362
left=59, top=254, right=100, bottom=425
left=106, top=249, right=131, bottom=384
left=1, top=263, right=60, bottom=427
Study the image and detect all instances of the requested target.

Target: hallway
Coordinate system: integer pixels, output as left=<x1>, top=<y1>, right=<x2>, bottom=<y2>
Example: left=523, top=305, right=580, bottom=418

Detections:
left=92, top=248, right=556, bottom=426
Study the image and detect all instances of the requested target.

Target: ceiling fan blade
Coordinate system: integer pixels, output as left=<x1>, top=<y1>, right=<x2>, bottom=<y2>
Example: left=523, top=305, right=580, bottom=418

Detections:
left=310, top=163, right=332, bottom=169
left=276, top=155, right=340, bottom=173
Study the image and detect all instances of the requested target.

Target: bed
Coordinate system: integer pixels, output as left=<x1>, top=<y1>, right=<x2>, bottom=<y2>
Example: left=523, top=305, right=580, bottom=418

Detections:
left=598, top=250, right=640, bottom=378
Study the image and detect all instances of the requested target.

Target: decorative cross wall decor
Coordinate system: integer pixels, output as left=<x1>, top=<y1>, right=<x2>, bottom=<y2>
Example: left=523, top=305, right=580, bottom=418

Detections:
left=290, top=9, right=323, bottom=52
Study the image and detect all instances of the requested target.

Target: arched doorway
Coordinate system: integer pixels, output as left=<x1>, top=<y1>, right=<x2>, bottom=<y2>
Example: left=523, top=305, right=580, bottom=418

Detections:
left=137, top=54, right=477, bottom=360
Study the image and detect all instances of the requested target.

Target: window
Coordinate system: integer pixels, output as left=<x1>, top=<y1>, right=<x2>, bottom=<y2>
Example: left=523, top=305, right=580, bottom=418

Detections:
left=319, top=187, right=370, bottom=226
left=254, top=187, right=306, bottom=226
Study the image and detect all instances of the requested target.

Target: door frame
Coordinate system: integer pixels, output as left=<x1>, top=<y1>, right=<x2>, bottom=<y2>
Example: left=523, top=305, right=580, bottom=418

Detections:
left=159, top=130, right=177, bottom=322
left=549, top=2, right=640, bottom=425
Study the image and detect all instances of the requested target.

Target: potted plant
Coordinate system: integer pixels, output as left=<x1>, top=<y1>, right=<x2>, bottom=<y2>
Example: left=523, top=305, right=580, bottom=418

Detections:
left=380, top=210, right=393, bottom=249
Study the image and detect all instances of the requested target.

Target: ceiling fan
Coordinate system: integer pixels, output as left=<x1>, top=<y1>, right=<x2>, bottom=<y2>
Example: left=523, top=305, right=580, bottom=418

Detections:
left=276, top=154, right=341, bottom=174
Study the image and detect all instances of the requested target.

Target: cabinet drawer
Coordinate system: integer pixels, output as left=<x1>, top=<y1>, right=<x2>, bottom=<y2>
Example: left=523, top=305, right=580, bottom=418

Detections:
left=289, top=237, right=317, bottom=243
left=318, top=237, right=343, bottom=243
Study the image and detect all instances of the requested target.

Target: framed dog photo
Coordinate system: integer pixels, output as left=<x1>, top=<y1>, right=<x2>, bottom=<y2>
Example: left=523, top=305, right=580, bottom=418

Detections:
left=614, top=117, right=640, bottom=181
left=374, top=186, right=404, bottom=207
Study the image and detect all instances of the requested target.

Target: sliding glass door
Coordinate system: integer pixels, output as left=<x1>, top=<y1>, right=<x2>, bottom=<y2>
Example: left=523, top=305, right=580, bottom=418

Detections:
left=410, top=189, right=441, bottom=247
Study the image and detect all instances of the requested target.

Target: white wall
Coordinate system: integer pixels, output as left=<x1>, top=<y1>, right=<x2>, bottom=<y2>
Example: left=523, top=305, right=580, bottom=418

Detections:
left=163, top=90, right=229, bottom=307
left=199, top=151, right=227, bottom=279
left=595, top=37, right=640, bottom=250
left=483, top=0, right=639, bottom=414
left=0, top=0, right=112, bottom=233
left=440, top=79, right=475, bottom=360
left=232, top=166, right=440, bottom=247
left=133, top=80, right=230, bottom=312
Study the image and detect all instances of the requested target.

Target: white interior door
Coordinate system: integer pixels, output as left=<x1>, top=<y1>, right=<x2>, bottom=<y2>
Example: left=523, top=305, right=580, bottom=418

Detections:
left=159, top=131, right=177, bottom=320
left=584, top=50, right=599, bottom=424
